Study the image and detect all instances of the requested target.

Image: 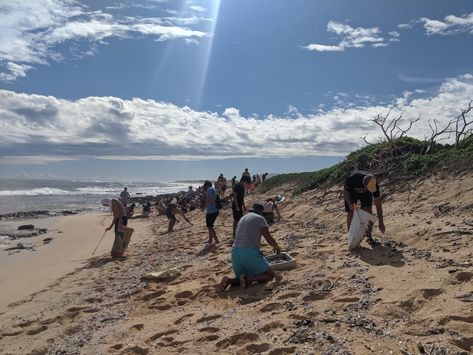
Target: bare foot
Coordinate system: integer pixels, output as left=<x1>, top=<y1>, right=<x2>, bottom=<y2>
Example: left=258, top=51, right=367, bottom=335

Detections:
left=216, top=276, right=230, bottom=293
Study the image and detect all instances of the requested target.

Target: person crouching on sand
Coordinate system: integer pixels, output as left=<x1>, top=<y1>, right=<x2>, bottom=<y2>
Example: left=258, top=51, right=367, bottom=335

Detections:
left=102, top=198, right=134, bottom=258
left=201, top=180, right=220, bottom=245
left=216, top=204, right=281, bottom=292
left=165, top=201, right=193, bottom=232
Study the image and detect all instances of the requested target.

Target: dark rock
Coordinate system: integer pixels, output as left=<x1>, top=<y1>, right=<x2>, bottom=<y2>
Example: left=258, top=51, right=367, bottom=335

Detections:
left=18, top=224, right=35, bottom=230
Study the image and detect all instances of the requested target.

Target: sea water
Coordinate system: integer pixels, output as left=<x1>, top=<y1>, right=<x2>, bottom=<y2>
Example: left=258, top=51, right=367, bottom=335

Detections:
left=0, top=179, right=197, bottom=215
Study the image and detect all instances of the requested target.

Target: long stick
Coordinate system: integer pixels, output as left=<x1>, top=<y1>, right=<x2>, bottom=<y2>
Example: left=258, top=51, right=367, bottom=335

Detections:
left=92, top=231, right=108, bottom=255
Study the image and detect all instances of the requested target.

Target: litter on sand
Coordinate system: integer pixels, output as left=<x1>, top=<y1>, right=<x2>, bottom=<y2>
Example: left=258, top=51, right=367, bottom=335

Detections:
left=141, top=267, right=181, bottom=281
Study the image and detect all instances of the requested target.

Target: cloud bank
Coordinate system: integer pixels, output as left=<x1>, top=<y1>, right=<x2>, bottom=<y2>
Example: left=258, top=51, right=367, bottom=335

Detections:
left=1, top=75, right=472, bottom=162
left=0, top=0, right=210, bottom=82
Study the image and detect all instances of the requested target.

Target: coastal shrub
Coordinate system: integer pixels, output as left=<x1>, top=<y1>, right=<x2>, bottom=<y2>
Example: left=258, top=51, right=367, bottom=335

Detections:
left=261, top=134, right=473, bottom=194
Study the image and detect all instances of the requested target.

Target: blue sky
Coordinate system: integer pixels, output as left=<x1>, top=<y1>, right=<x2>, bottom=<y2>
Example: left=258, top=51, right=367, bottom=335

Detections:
left=0, top=0, right=472, bottom=181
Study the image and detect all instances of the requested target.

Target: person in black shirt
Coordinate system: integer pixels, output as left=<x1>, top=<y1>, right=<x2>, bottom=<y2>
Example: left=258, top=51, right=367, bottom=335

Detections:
left=343, top=171, right=385, bottom=245
left=231, top=180, right=246, bottom=239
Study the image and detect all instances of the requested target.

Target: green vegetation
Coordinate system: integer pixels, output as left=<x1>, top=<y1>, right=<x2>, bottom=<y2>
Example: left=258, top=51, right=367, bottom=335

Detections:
left=259, top=135, right=473, bottom=194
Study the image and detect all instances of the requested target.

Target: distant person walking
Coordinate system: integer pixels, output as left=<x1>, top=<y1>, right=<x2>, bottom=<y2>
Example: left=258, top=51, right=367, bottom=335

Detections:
left=241, top=168, right=252, bottom=195
left=343, top=171, right=385, bottom=246
left=231, top=179, right=246, bottom=239
left=120, top=187, right=131, bottom=206
left=231, top=176, right=237, bottom=187
left=201, top=181, right=220, bottom=245
left=216, top=173, right=227, bottom=198
left=262, top=173, right=268, bottom=183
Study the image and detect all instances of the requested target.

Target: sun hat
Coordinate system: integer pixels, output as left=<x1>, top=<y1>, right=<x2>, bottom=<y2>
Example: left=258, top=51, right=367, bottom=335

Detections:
left=366, top=176, right=377, bottom=193
left=249, top=203, right=264, bottom=214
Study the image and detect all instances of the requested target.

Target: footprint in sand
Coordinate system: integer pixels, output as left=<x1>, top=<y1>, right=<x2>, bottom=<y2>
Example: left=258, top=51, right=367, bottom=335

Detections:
left=198, top=334, right=220, bottom=342
left=333, top=296, right=360, bottom=303
left=175, top=290, right=193, bottom=299
left=420, top=288, right=444, bottom=300
left=131, top=324, right=144, bottom=331
left=259, top=321, right=285, bottom=332
left=277, top=292, right=301, bottom=300
left=199, top=326, right=219, bottom=333
left=142, top=290, right=166, bottom=301
left=84, top=297, right=103, bottom=304
left=148, top=329, right=178, bottom=341
left=259, top=303, right=281, bottom=313
left=174, top=313, right=194, bottom=325
left=268, top=347, right=297, bottom=355
left=451, top=336, right=473, bottom=352
left=2, top=328, right=24, bottom=337
left=26, top=325, right=48, bottom=335
left=455, top=271, right=473, bottom=283
left=303, top=292, right=328, bottom=302
left=196, top=314, right=221, bottom=323
left=148, top=303, right=172, bottom=311
left=245, top=343, right=271, bottom=353
left=110, top=343, right=123, bottom=350
left=216, top=332, right=259, bottom=348
left=449, top=315, right=473, bottom=323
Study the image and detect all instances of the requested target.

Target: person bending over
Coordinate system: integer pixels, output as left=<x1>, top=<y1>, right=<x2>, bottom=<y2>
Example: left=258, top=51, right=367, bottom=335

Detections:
left=165, top=202, right=192, bottom=233
left=343, top=171, right=385, bottom=246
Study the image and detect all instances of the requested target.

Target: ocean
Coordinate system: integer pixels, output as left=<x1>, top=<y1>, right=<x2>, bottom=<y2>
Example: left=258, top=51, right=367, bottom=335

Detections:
left=0, top=179, right=198, bottom=215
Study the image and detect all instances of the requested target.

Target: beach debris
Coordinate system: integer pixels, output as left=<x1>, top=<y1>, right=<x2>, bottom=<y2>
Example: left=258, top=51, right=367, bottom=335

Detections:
left=141, top=267, right=181, bottom=281
left=18, top=224, right=35, bottom=230
left=5, top=242, right=36, bottom=251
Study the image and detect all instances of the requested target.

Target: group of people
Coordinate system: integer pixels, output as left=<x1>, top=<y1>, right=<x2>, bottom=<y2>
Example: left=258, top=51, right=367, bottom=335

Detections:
left=100, top=170, right=385, bottom=294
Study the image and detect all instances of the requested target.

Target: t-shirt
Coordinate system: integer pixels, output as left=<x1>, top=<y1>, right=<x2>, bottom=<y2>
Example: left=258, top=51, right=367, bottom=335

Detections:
left=120, top=191, right=130, bottom=204
left=344, top=172, right=380, bottom=197
left=232, top=212, right=268, bottom=250
left=232, top=183, right=245, bottom=209
left=206, top=187, right=218, bottom=214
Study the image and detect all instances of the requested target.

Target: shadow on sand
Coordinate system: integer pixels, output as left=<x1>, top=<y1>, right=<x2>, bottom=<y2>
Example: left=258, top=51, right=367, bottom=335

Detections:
left=84, top=256, right=126, bottom=269
left=353, top=243, right=405, bottom=267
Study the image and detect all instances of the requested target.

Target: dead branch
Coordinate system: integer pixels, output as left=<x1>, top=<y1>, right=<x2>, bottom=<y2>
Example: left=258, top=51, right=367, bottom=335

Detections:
left=454, top=100, right=473, bottom=148
left=423, top=118, right=453, bottom=154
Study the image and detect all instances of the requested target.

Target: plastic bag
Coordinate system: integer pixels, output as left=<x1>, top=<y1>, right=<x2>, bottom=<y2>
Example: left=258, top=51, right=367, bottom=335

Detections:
left=347, top=209, right=377, bottom=250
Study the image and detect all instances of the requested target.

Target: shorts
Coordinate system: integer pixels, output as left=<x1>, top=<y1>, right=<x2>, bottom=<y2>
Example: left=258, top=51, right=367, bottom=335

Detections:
left=232, top=206, right=244, bottom=221
left=263, top=212, right=274, bottom=224
left=166, top=210, right=176, bottom=221
left=231, top=248, right=270, bottom=278
left=206, top=212, right=219, bottom=228
left=344, top=191, right=373, bottom=212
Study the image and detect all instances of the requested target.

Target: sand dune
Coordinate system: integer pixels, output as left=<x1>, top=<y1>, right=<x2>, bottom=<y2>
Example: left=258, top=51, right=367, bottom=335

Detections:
left=1, top=171, right=472, bottom=354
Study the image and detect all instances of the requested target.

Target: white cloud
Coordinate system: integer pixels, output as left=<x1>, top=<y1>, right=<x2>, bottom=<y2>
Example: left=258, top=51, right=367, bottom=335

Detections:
left=0, top=0, right=210, bottom=81
left=1, top=74, right=472, bottom=161
left=303, top=21, right=389, bottom=52
left=398, top=12, right=473, bottom=36
left=421, top=12, right=473, bottom=35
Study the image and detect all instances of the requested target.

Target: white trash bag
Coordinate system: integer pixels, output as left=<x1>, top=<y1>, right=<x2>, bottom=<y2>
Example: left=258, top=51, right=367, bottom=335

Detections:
left=347, top=209, right=377, bottom=251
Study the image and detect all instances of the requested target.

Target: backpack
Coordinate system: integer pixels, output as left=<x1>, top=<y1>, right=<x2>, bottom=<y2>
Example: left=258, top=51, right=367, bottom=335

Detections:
left=215, top=195, right=223, bottom=210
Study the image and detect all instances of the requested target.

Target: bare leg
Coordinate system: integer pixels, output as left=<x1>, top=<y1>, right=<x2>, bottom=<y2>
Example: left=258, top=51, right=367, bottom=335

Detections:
left=216, top=276, right=240, bottom=292
left=168, top=219, right=176, bottom=232
left=208, top=227, right=219, bottom=244
left=232, top=219, right=238, bottom=239
left=346, top=211, right=354, bottom=230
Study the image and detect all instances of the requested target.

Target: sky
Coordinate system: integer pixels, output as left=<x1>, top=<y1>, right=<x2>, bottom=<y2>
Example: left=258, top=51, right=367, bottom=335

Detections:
left=0, top=0, right=472, bottom=181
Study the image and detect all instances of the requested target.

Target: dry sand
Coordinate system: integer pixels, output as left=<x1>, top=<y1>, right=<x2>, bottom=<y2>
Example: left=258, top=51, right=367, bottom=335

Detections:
left=0, top=171, right=472, bottom=354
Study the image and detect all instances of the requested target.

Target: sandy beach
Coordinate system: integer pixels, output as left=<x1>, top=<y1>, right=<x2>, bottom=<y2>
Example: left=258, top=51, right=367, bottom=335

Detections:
left=1, top=172, right=473, bottom=354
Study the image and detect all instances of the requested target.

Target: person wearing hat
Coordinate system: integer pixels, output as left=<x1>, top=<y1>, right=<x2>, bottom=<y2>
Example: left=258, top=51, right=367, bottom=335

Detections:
left=216, top=203, right=281, bottom=292
left=343, top=171, right=385, bottom=246
left=101, top=198, right=134, bottom=257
